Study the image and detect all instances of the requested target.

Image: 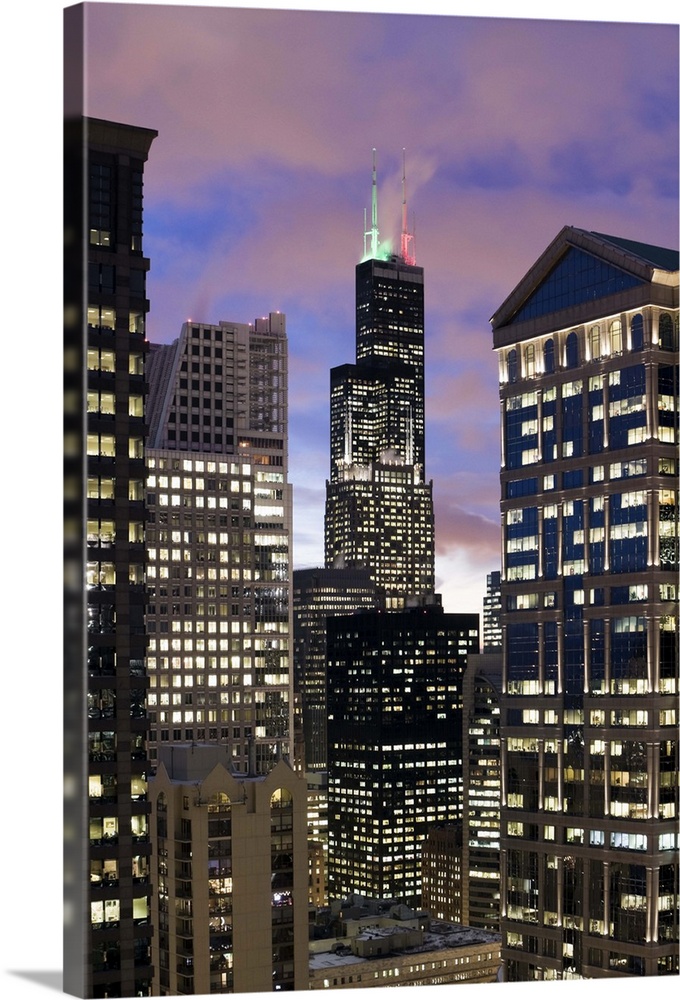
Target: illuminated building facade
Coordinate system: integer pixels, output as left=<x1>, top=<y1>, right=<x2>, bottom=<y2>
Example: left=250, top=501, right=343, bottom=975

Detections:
left=492, top=227, right=679, bottom=979
left=144, top=314, right=292, bottom=776
left=65, top=114, right=157, bottom=997
left=462, top=653, right=502, bottom=929
left=421, top=823, right=464, bottom=923
left=326, top=604, right=479, bottom=906
left=149, top=745, right=309, bottom=994
left=324, top=154, right=434, bottom=607
left=292, top=566, right=381, bottom=770
left=483, top=570, right=503, bottom=650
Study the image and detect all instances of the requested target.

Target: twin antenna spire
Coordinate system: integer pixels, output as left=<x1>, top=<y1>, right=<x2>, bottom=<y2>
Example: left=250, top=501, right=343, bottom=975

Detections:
left=363, top=148, right=416, bottom=265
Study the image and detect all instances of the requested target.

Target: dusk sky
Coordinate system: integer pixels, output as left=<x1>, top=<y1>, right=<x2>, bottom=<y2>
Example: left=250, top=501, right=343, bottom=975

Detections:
left=80, top=1, right=679, bottom=622
left=0, top=2, right=676, bottom=996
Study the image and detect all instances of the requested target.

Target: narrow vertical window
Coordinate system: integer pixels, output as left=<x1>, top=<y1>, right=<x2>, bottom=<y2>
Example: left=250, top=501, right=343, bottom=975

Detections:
left=565, top=331, right=579, bottom=369
left=543, top=338, right=555, bottom=374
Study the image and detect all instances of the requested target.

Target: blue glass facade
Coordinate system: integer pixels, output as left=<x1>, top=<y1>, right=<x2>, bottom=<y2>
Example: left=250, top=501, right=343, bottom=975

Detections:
left=509, top=247, right=644, bottom=325
left=493, top=228, right=679, bottom=981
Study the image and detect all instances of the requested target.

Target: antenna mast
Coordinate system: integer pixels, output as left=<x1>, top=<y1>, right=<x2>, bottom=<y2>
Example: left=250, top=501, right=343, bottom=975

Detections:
left=400, top=148, right=416, bottom=265
left=363, top=148, right=380, bottom=260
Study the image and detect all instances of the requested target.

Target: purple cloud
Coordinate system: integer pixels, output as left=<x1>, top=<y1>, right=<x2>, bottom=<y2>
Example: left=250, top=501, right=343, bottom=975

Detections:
left=81, top=2, right=679, bottom=617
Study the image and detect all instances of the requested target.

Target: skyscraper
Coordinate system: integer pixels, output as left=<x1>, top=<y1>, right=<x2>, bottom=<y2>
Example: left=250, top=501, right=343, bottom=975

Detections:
left=326, top=604, right=480, bottom=906
left=462, top=653, right=502, bottom=930
left=483, top=570, right=502, bottom=650
left=292, top=566, right=381, bottom=770
left=420, top=823, right=464, bottom=923
left=144, top=314, right=293, bottom=776
left=65, top=114, right=157, bottom=998
left=492, top=226, right=679, bottom=979
left=149, top=745, right=309, bottom=994
left=325, top=152, right=435, bottom=607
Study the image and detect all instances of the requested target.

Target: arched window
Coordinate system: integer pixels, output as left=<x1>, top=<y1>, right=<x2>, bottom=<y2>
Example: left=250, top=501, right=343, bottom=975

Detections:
left=208, top=791, right=231, bottom=813
left=271, top=787, right=293, bottom=809
left=271, top=790, right=294, bottom=898
left=659, top=313, right=675, bottom=351
left=610, top=320, right=622, bottom=355
left=507, top=349, right=518, bottom=383
left=271, top=786, right=295, bottom=987
left=588, top=326, right=601, bottom=360
left=524, top=344, right=535, bottom=378
left=565, top=331, right=579, bottom=369
left=631, top=314, right=643, bottom=351
left=543, top=338, right=555, bottom=374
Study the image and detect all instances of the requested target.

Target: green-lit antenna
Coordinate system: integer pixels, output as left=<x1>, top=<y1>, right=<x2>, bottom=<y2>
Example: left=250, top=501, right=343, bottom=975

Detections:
left=371, top=147, right=379, bottom=258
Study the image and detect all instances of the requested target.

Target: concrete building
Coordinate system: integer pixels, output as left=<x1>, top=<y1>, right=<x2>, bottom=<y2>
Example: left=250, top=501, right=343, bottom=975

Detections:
left=326, top=603, right=479, bottom=905
left=65, top=112, right=157, bottom=998
left=462, top=653, right=502, bottom=929
left=324, top=153, right=434, bottom=607
left=144, top=314, right=293, bottom=776
left=492, top=227, right=679, bottom=979
left=149, top=744, right=309, bottom=994
left=309, top=897, right=502, bottom=989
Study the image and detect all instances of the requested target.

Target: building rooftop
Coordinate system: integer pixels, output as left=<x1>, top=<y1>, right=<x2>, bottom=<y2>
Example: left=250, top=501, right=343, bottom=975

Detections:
left=591, top=231, right=679, bottom=272
left=309, top=919, right=501, bottom=970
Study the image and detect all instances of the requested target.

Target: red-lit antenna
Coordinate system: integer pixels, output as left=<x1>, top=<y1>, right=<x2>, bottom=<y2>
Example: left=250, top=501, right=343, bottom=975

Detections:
left=400, top=148, right=416, bottom=266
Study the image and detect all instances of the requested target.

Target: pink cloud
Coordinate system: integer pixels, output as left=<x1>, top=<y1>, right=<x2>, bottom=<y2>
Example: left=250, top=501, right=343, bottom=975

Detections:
left=434, top=496, right=501, bottom=562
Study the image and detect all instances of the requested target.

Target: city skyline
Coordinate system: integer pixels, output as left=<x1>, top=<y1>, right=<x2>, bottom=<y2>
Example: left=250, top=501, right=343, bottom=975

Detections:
left=80, top=1, right=679, bottom=620
left=1, top=1, right=678, bottom=998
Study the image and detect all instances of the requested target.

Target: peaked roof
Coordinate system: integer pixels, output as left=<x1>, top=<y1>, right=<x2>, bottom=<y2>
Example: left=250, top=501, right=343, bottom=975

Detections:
left=491, top=225, right=678, bottom=330
left=590, top=232, right=679, bottom=272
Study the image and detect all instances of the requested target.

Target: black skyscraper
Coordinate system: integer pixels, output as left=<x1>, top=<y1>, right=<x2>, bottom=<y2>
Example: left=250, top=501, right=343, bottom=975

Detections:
left=65, top=111, right=157, bottom=998
left=327, top=605, right=480, bottom=906
left=325, top=152, right=435, bottom=608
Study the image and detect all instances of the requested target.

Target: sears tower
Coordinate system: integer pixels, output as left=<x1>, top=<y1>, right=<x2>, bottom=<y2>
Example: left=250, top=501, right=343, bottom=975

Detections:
left=325, top=151, right=435, bottom=608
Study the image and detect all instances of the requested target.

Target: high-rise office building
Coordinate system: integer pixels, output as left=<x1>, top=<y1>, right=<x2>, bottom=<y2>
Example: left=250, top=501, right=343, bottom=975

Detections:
left=491, top=226, right=679, bottom=979
left=307, top=768, right=330, bottom=906
left=421, top=823, right=464, bottom=923
left=292, top=566, right=381, bottom=770
left=326, top=604, right=480, bottom=906
left=483, top=570, right=502, bottom=650
left=462, top=653, right=502, bottom=929
left=144, top=314, right=293, bottom=776
left=149, top=744, right=309, bottom=994
left=421, top=653, right=502, bottom=930
left=65, top=114, right=157, bottom=998
left=324, top=153, right=435, bottom=607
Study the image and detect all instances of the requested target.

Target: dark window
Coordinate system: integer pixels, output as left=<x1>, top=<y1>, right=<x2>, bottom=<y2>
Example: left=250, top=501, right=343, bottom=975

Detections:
left=659, top=313, right=676, bottom=351
left=543, top=338, right=555, bottom=373
left=565, top=331, right=579, bottom=369
left=88, top=263, right=115, bottom=294
left=631, top=314, right=643, bottom=351
left=89, top=162, right=113, bottom=238
left=563, top=469, right=584, bottom=488
left=129, top=269, right=145, bottom=296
